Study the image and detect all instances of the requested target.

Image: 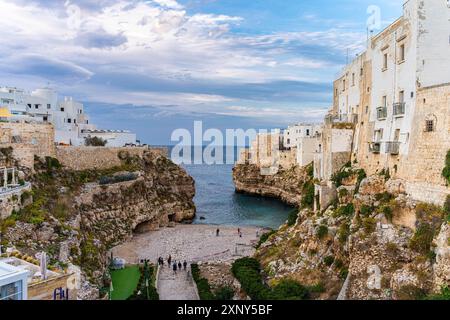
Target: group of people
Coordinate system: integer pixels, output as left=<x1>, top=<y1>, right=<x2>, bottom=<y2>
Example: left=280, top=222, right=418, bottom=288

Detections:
left=158, top=255, right=188, bottom=274
left=215, top=228, right=244, bottom=238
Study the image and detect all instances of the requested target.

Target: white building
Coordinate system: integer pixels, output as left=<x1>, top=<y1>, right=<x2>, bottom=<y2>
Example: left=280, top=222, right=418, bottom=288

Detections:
left=80, top=129, right=137, bottom=148
left=283, top=123, right=322, bottom=149
left=0, top=86, right=137, bottom=147
left=0, top=261, right=28, bottom=300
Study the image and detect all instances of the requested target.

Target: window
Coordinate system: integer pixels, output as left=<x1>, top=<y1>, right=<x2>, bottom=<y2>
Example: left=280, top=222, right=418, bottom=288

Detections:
left=399, top=91, right=404, bottom=103
left=360, top=67, right=363, bottom=76
left=383, top=53, right=388, bottom=70
left=47, top=104, right=51, bottom=109
left=60, top=108, right=65, bottom=112
left=365, top=106, right=369, bottom=114
left=425, top=120, right=434, bottom=132
left=382, top=96, right=387, bottom=107
left=34, top=104, right=39, bottom=109
left=399, top=44, right=405, bottom=62
left=394, top=129, right=400, bottom=141
left=0, top=281, right=23, bottom=300
left=43, top=116, right=48, bottom=122
left=27, top=104, right=31, bottom=108
left=67, top=119, right=72, bottom=123
left=352, top=73, right=355, bottom=86
left=343, top=79, right=346, bottom=91
left=306, top=129, right=310, bottom=136
left=374, top=129, right=383, bottom=141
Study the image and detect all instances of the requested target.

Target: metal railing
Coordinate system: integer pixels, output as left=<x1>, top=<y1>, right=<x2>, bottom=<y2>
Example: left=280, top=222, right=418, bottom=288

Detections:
left=325, top=113, right=358, bottom=125
left=385, top=142, right=400, bottom=155
left=377, top=107, right=387, bottom=120
left=393, top=102, right=406, bottom=116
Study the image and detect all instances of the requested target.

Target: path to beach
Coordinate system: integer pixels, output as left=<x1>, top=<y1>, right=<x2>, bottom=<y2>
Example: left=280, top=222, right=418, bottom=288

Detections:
left=112, top=224, right=266, bottom=300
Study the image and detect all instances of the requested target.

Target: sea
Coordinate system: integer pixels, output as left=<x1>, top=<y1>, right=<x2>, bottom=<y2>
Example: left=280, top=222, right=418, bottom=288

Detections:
left=166, top=146, right=294, bottom=230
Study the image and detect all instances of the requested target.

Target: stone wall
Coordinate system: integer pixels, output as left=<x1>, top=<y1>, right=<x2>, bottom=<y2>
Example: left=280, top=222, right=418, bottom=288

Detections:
left=28, top=274, right=75, bottom=300
left=0, top=122, right=55, bottom=168
left=56, top=146, right=148, bottom=171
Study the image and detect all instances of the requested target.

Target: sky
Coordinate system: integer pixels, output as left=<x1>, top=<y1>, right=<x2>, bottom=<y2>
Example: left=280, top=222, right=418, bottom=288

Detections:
left=0, top=0, right=403, bottom=145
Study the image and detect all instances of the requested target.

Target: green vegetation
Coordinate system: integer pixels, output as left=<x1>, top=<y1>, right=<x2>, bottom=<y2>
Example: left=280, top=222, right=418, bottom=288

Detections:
left=362, top=217, right=377, bottom=234
left=300, top=180, right=315, bottom=209
left=214, top=286, right=235, bottom=300
left=256, top=230, right=277, bottom=248
left=426, top=286, right=450, bottom=300
left=316, top=225, right=329, bottom=240
left=395, top=285, right=426, bottom=300
left=127, top=263, right=159, bottom=300
left=442, top=150, right=450, bottom=185
left=359, top=204, right=374, bottom=217
left=334, top=203, right=355, bottom=218
left=110, top=266, right=141, bottom=300
left=323, top=256, right=335, bottom=266
left=191, top=264, right=215, bottom=300
left=331, top=163, right=366, bottom=190
left=85, top=136, right=107, bottom=147
left=374, top=192, right=394, bottom=203
left=409, top=203, right=445, bottom=256
left=287, top=209, right=299, bottom=226
left=444, top=195, right=450, bottom=222
left=338, top=223, right=350, bottom=244
left=379, top=168, right=391, bottom=181
left=231, top=258, right=311, bottom=300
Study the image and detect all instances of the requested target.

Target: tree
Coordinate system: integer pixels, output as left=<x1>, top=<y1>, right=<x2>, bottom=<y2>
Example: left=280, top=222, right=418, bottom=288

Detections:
left=85, top=136, right=107, bottom=147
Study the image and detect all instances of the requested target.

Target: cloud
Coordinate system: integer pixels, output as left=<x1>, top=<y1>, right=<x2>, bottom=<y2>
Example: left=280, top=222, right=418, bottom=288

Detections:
left=75, top=28, right=128, bottom=48
left=1, top=54, right=93, bottom=83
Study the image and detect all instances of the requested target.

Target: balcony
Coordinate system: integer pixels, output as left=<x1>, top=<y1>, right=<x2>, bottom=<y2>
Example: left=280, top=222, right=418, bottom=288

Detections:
left=377, top=107, right=387, bottom=120
left=369, top=142, right=381, bottom=153
left=325, top=113, right=358, bottom=125
left=385, top=142, right=400, bottom=155
left=393, top=102, right=406, bottom=117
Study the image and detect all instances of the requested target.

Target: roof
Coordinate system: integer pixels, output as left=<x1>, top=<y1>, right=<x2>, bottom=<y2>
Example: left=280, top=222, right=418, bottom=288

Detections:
left=0, top=107, right=12, bottom=118
left=0, top=261, right=28, bottom=280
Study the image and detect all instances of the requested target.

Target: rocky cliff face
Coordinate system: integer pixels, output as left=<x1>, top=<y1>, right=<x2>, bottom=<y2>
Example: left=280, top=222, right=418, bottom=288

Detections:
left=256, top=168, right=449, bottom=300
left=1, top=150, right=196, bottom=297
left=233, top=164, right=312, bottom=207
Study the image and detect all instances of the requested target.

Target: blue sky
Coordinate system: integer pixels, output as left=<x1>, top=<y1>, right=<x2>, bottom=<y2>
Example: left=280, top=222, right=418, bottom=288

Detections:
left=0, top=0, right=403, bottom=144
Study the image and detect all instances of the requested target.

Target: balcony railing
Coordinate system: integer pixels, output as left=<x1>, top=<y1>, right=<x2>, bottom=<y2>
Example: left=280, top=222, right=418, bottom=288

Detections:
left=377, top=107, right=387, bottom=120
left=325, top=113, right=358, bottom=125
left=393, top=102, right=406, bottom=117
left=385, top=141, right=400, bottom=155
left=369, top=142, right=381, bottom=153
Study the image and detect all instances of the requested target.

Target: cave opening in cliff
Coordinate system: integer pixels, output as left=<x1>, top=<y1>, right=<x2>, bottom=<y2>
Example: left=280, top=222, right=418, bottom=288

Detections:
left=134, top=220, right=156, bottom=234
left=168, top=213, right=176, bottom=223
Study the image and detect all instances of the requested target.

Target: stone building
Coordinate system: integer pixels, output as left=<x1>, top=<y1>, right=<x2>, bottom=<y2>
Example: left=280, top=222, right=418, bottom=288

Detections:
left=316, top=0, right=450, bottom=206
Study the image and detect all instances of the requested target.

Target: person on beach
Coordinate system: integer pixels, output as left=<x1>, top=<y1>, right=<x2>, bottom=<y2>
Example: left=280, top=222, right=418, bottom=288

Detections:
left=238, top=228, right=241, bottom=236
left=183, top=261, right=187, bottom=271
left=216, top=228, right=220, bottom=237
left=168, top=255, right=172, bottom=266
left=173, top=262, right=177, bottom=274
left=178, top=261, right=182, bottom=270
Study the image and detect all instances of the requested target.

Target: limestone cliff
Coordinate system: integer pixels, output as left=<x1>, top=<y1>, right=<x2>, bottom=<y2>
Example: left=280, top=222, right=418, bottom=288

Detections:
left=232, top=164, right=313, bottom=207
left=0, top=149, right=196, bottom=297
left=255, top=168, right=449, bottom=300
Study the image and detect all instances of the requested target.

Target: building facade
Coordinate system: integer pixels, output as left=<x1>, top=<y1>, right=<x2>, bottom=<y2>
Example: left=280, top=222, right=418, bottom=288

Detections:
left=0, top=261, right=28, bottom=300
left=318, top=0, right=450, bottom=206
left=0, top=87, right=137, bottom=147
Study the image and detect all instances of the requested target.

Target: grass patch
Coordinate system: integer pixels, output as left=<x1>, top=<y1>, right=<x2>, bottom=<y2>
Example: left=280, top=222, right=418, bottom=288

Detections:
left=110, top=266, right=141, bottom=300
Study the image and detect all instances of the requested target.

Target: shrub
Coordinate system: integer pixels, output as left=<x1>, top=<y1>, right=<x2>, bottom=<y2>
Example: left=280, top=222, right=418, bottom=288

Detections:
left=359, top=204, right=374, bottom=217
left=257, top=230, right=276, bottom=248
left=271, top=279, right=309, bottom=300
left=396, top=285, right=426, bottom=300
left=339, top=268, right=349, bottom=280
left=338, top=223, right=350, bottom=244
left=375, top=192, right=394, bottom=204
left=191, top=264, right=215, bottom=300
left=85, top=136, right=107, bottom=147
left=381, top=205, right=393, bottom=222
left=45, top=157, right=62, bottom=170
left=214, top=286, right=235, bottom=300
left=362, top=217, right=377, bottom=234
left=231, top=258, right=271, bottom=300
left=426, top=286, right=450, bottom=300
left=335, top=203, right=355, bottom=218
left=338, top=188, right=349, bottom=198
left=444, top=195, right=450, bottom=222
left=306, top=163, right=314, bottom=179
left=442, top=150, right=450, bottom=185
left=323, top=256, right=335, bottom=266
left=409, top=223, right=435, bottom=255
left=316, top=225, right=328, bottom=240
left=287, top=209, right=299, bottom=226
left=301, top=181, right=315, bottom=209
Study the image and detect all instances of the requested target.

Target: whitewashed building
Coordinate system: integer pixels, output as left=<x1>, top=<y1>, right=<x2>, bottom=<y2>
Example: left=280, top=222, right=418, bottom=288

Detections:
left=0, top=261, right=28, bottom=300
left=0, top=87, right=137, bottom=147
left=283, top=123, right=322, bottom=149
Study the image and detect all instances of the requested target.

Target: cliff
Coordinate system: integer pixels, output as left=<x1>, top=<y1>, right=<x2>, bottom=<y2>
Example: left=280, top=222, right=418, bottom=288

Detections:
left=0, top=149, right=196, bottom=298
left=232, top=164, right=313, bottom=207
left=255, top=168, right=449, bottom=300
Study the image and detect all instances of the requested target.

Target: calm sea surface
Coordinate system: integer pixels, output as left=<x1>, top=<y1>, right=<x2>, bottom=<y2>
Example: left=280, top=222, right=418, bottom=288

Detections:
left=182, top=163, right=294, bottom=229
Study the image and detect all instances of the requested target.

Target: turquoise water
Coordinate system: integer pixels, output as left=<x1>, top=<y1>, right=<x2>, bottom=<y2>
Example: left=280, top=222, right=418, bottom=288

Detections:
left=182, top=164, right=294, bottom=229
